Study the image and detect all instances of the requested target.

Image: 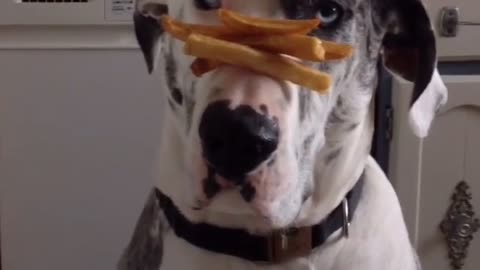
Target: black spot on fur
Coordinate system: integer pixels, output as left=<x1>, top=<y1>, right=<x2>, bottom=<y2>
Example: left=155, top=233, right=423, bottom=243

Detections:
left=203, top=167, right=220, bottom=199
left=165, top=51, right=177, bottom=90
left=260, top=104, right=269, bottom=115
left=117, top=189, right=164, bottom=270
left=185, top=82, right=197, bottom=132
left=346, top=122, right=359, bottom=131
left=325, top=148, right=342, bottom=164
left=328, top=109, right=346, bottom=124
left=165, top=40, right=183, bottom=105
left=303, top=134, right=315, bottom=152
left=272, top=116, right=279, bottom=125
left=194, top=0, right=222, bottom=10
left=203, top=180, right=221, bottom=200
left=240, top=183, right=256, bottom=202
left=298, top=89, right=310, bottom=122
left=171, top=87, right=183, bottom=105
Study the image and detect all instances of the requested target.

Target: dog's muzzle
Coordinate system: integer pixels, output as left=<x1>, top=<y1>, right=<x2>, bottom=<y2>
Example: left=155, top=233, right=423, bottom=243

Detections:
left=199, top=100, right=280, bottom=181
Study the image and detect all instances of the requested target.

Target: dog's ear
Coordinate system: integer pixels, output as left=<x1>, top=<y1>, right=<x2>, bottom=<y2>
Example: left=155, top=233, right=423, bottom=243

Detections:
left=381, top=0, right=448, bottom=138
left=134, top=0, right=169, bottom=73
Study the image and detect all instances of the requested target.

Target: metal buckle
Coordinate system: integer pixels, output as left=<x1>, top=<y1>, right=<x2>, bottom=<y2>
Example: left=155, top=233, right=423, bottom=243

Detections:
left=342, top=198, right=350, bottom=238
left=268, top=227, right=312, bottom=263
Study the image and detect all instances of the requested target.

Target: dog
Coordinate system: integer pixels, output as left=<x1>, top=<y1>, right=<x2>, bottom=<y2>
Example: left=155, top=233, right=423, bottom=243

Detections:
left=118, top=0, right=448, bottom=269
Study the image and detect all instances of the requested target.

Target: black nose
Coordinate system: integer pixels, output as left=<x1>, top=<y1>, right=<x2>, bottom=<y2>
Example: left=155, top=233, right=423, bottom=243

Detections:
left=199, top=100, right=279, bottom=180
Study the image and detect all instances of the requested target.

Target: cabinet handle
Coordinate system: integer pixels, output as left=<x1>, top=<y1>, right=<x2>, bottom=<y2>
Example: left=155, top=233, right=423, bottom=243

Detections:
left=440, top=181, right=480, bottom=270
left=439, top=7, right=480, bottom=37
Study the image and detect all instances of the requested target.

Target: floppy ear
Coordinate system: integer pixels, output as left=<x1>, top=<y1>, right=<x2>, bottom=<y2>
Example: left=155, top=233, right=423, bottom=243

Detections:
left=134, top=0, right=169, bottom=73
left=381, top=0, right=448, bottom=138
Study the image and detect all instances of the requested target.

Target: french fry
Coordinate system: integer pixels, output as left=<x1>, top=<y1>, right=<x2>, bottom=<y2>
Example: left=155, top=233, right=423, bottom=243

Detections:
left=184, top=34, right=332, bottom=93
left=163, top=17, right=326, bottom=62
left=218, top=9, right=320, bottom=35
left=322, top=40, right=354, bottom=60
left=189, top=38, right=354, bottom=76
left=161, top=15, right=238, bottom=41
left=236, top=34, right=325, bottom=61
left=191, top=58, right=222, bottom=76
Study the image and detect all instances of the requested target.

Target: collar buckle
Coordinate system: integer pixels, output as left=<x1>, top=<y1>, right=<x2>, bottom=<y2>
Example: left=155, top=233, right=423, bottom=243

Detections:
left=268, top=227, right=312, bottom=263
left=342, top=198, right=351, bottom=238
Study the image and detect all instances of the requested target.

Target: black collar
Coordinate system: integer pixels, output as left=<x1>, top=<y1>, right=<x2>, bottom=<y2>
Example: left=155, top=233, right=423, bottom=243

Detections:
left=155, top=173, right=364, bottom=264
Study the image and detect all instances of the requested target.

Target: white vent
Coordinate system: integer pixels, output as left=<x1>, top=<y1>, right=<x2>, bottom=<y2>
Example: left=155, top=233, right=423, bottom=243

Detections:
left=19, top=0, right=89, bottom=2
left=0, top=0, right=134, bottom=25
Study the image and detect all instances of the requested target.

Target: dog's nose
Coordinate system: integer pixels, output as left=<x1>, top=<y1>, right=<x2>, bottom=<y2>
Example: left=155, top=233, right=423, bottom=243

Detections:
left=199, top=100, right=279, bottom=180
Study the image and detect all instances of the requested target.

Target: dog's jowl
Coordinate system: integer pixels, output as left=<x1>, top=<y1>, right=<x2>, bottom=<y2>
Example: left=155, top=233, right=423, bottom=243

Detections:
left=119, top=0, right=448, bottom=269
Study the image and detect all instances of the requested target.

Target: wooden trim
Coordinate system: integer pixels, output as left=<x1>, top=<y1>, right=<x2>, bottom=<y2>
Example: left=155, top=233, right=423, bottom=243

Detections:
left=389, top=78, right=423, bottom=246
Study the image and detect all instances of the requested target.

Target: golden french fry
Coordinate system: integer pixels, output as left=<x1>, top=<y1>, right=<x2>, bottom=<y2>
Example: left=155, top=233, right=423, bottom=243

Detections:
left=235, top=34, right=325, bottom=61
left=184, top=34, right=331, bottom=93
left=161, top=15, right=238, bottom=41
left=162, top=17, right=326, bottom=61
left=190, top=58, right=222, bottom=76
left=161, top=16, right=190, bottom=41
left=218, top=9, right=320, bottom=35
left=322, top=40, right=354, bottom=60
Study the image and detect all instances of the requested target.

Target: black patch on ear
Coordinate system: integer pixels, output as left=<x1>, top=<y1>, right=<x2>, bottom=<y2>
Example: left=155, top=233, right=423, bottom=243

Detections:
left=382, top=0, right=436, bottom=106
left=133, top=5, right=168, bottom=74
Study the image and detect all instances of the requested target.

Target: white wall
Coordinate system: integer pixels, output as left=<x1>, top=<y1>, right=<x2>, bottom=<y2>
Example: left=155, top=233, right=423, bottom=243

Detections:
left=0, top=49, right=166, bottom=270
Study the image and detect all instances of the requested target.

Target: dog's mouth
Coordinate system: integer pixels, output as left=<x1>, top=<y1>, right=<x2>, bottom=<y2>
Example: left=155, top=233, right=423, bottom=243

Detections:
left=191, top=146, right=299, bottom=223
left=200, top=163, right=264, bottom=204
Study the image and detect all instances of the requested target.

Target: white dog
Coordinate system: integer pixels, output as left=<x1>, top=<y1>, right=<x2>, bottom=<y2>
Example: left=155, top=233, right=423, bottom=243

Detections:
left=118, top=0, right=448, bottom=269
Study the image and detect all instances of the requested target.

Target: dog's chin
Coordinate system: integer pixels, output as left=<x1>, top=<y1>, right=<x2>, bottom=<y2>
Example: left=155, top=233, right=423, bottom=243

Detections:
left=196, top=188, right=302, bottom=231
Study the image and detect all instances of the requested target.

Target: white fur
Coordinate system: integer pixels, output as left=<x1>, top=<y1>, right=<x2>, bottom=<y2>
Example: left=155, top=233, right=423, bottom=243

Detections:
left=409, top=70, right=448, bottom=138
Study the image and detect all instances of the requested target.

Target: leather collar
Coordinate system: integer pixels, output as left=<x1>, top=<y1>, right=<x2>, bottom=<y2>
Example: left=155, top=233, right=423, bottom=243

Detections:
left=155, top=173, right=364, bottom=264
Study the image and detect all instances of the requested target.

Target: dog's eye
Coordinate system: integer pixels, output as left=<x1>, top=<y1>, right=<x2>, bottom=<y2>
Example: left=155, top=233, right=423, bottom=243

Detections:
left=195, top=0, right=221, bottom=10
left=316, top=1, right=343, bottom=27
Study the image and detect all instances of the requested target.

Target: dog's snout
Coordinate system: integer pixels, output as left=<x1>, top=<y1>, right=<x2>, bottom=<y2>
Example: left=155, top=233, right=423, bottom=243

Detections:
left=199, top=100, right=279, bottom=180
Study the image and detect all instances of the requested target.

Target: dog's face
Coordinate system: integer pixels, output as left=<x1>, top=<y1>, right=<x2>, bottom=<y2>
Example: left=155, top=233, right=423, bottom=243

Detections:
left=134, top=0, right=447, bottom=229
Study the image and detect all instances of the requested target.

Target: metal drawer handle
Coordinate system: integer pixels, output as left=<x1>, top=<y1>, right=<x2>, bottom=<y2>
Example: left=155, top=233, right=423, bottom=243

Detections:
left=440, top=181, right=480, bottom=270
left=439, top=7, right=480, bottom=37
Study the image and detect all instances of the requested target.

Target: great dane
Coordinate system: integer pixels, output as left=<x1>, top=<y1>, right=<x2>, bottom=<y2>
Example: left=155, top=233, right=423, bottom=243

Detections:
left=118, top=0, right=448, bottom=269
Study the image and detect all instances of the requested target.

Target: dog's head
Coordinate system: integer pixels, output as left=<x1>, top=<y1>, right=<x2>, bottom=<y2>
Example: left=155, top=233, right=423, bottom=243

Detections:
left=134, top=0, right=447, bottom=230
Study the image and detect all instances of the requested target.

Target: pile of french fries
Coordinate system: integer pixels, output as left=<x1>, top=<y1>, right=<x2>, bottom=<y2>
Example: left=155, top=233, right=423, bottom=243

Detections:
left=160, top=9, right=353, bottom=93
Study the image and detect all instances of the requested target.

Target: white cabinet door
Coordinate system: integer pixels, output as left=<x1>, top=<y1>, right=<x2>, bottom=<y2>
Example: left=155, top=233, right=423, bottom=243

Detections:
left=0, top=50, right=165, bottom=270
left=425, top=0, right=480, bottom=60
left=390, top=75, right=480, bottom=270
